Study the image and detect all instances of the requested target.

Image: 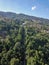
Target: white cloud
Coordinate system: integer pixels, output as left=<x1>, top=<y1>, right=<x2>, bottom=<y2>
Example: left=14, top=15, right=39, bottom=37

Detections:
left=32, top=6, right=36, bottom=10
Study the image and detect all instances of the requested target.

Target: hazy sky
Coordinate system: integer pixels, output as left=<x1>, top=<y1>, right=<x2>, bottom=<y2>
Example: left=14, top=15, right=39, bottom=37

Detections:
left=0, top=0, right=49, bottom=19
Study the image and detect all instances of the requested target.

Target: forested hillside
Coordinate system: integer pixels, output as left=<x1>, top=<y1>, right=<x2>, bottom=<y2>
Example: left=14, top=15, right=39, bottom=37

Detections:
left=0, top=12, right=49, bottom=65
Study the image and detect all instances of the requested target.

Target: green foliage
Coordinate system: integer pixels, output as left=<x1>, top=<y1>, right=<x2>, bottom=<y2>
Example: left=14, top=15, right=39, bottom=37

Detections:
left=0, top=19, right=49, bottom=65
left=10, top=58, right=19, bottom=65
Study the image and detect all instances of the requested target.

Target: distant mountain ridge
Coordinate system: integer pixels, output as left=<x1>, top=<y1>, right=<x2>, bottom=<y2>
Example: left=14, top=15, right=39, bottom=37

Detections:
left=0, top=11, right=49, bottom=25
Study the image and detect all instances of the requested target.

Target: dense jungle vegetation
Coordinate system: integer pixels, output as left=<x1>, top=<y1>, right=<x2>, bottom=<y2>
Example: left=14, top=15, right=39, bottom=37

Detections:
left=0, top=12, right=49, bottom=65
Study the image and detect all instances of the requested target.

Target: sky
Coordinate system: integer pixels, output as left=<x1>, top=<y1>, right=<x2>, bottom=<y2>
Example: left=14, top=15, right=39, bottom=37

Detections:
left=0, top=0, right=49, bottom=19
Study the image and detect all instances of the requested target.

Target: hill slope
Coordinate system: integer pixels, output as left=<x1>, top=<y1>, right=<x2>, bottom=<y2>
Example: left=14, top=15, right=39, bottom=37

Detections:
left=0, top=11, right=49, bottom=25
